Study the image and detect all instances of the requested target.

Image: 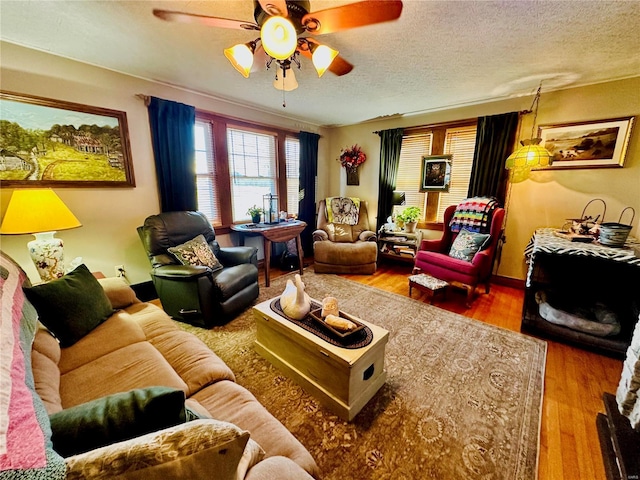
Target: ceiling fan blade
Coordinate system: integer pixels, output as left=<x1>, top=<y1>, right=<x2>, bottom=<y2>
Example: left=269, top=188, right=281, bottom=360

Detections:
left=326, top=55, right=354, bottom=76
left=302, top=0, right=403, bottom=35
left=298, top=38, right=354, bottom=76
left=153, top=9, right=259, bottom=31
left=258, top=0, right=289, bottom=17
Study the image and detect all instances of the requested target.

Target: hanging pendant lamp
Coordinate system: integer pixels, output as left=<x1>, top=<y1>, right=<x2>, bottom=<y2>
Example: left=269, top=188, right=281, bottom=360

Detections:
left=506, top=84, right=553, bottom=170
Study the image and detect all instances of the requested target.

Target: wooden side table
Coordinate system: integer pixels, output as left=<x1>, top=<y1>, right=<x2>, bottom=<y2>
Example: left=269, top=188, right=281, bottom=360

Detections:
left=408, top=273, right=448, bottom=304
left=231, top=220, right=307, bottom=287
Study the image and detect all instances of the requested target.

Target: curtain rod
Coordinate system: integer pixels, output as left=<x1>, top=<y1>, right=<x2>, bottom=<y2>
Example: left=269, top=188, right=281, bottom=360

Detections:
left=372, top=110, right=532, bottom=134
left=135, top=94, right=150, bottom=106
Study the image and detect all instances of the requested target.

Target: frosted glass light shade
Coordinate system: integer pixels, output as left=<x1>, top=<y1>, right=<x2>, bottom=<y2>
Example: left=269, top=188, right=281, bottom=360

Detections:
left=312, top=44, right=339, bottom=77
left=224, top=43, right=255, bottom=78
left=273, top=67, right=298, bottom=91
left=505, top=139, right=552, bottom=169
left=261, top=16, right=297, bottom=60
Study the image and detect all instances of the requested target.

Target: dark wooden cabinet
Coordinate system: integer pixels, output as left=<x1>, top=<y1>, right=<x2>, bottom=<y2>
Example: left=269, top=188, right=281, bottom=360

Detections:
left=521, top=229, right=640, bottom=358
left=597, top=392, right=640, bottom=480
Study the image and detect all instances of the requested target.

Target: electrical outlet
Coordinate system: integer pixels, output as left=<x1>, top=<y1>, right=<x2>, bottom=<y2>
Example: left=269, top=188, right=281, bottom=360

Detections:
left=115, top=265, right=126, bottom=278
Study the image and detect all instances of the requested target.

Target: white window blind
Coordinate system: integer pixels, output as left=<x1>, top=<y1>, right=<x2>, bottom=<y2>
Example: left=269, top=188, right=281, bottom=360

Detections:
left=194, top=121, right=220, bottom=225
left=285, top=136, right=300, bottom=216
left=437, top=125, right=477, bottom=221
left=396, top=132, right=432, bottom=218
left=227, top=127, right=276, bottom=222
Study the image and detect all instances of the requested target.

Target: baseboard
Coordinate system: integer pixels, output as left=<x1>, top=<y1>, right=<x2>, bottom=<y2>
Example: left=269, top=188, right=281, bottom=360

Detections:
left=492, top=275, right=525, bottom=290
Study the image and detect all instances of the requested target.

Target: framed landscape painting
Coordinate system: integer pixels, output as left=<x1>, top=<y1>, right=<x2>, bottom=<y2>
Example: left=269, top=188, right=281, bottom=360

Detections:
left=420, top=155, right=452, bottom=192
left=0, top=91, right=135, bottom=187
left=538, top=116, right=634, bottom=169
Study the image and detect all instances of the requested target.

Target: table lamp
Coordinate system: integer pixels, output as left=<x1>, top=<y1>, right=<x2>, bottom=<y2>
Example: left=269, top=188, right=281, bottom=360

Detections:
left=0, top=189, right=81, bottom=282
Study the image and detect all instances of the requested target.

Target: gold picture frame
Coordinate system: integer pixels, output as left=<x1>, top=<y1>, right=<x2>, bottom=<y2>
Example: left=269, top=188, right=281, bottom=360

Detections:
left=0, top=90, right=135, bottom=187
left=538, top=116, right=634, bottom=169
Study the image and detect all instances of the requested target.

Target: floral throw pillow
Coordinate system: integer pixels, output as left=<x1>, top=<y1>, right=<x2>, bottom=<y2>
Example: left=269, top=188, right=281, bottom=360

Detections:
left=448, top=228, right=490, bottom=262
left=168, top=234, right=223, bottom=272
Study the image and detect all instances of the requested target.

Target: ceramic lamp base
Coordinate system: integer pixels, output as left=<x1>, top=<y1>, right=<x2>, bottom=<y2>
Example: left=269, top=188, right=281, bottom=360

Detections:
left=27, top=231, right=65, bottom=282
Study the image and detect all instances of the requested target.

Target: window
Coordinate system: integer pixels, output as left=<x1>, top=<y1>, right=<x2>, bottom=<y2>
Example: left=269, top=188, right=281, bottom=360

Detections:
left=195, top=122, right=219, bottom=224
left=195, top=113, right=299, bottom=230
left=227, top=127, right=276, bottom=222
left=437, top=125, right=477, bottom=220
left=285, top=136, right=300, bottom=217
left=396, top=131, right=432, bottom=218
left=396, top=121, right=477, bottom=224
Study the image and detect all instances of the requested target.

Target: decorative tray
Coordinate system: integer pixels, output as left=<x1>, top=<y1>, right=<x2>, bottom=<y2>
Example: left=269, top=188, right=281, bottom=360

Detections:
left=308, top=308, right=365, bottom=340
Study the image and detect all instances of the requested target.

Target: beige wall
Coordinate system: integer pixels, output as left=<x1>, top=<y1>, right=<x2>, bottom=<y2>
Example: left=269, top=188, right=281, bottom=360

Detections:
left=1, top=41, right=638, bottom=283
left=322, top=77, right=640, bottom=280
left=0, top=42, right=327, bottom=284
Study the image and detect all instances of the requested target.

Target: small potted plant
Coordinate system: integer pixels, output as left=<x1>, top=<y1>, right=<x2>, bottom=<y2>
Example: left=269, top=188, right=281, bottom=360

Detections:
left=247, top=205, right=263, bottom=224
left=398, top=206, right=421, bottom=233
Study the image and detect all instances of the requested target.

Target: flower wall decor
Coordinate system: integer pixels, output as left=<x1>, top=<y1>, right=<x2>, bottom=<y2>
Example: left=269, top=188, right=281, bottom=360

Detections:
left=338, top=144, right=366, bottom=185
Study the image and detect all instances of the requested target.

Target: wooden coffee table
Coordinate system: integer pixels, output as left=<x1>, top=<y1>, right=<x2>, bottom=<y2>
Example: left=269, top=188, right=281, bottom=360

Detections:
left=252, top=299, right=389, bottom=421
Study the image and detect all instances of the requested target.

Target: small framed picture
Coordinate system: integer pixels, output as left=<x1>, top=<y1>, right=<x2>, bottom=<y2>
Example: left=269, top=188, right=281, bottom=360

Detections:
left=420, top=155, right=452, bottom=192
left=538, top=116, right=634, bottom=169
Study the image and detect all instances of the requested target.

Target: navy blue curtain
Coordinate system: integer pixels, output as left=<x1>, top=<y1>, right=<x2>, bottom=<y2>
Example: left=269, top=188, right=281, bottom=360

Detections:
left=298, top=131, right=319, bottom=256
left=376, top=128, right=404, bottom=231
left=147, top=97, right=197, bottom=212
left=467, top=112, right=519, bottom=205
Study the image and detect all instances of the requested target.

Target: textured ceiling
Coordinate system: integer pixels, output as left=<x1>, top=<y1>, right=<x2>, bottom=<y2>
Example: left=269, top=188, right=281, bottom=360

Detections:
left=1, top=1, right=639, bottom=126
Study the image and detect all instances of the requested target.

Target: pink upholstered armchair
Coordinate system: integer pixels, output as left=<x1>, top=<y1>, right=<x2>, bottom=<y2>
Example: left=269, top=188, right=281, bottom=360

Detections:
left=413, top=204, right=505, bottom=307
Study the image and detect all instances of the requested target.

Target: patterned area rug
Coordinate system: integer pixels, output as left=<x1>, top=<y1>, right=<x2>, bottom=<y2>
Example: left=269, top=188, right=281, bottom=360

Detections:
left=180, top=271, right=546, bottom=480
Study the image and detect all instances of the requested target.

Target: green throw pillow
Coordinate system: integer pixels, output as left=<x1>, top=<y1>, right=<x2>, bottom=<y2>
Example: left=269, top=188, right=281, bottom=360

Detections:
left=168, top=234, right=223, bottom=272
left=23, top=263, right=114, bottom=347
left=448, top=228, right=490, bottom=262
left=49, top=387, right=187, bottom=458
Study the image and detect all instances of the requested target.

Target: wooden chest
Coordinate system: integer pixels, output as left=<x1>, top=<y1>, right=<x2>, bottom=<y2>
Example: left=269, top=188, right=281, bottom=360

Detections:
left=252, top=299, right=389, bottom=421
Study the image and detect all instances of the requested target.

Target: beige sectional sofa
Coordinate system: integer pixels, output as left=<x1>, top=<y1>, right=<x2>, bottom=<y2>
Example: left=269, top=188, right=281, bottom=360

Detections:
left=2, top=251, right=317, bottom=479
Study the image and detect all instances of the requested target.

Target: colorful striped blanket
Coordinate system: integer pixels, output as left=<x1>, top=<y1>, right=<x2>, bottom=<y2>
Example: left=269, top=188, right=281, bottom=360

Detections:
left=449, top=197, right=500, bottom=234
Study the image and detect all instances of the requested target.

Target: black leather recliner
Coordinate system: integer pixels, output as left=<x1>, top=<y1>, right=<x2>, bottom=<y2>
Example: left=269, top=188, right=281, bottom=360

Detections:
left=138, top=211, right=259, bottom=328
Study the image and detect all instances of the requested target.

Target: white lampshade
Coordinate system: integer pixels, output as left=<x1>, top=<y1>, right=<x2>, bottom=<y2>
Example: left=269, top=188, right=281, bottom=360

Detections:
left=273, top=66, right=298, bottom=91
left=312, top=44, right=339, bottom=77
left=1, top=189, right=81, bottom=234
left=1, top=189, right=81, bottom=281
left=261, top=16, right=297, bottom=60
left=224, top=42, right=255, bottom=78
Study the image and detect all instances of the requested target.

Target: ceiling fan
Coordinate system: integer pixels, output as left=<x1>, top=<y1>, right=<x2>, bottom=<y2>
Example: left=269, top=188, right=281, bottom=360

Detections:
left=153, top=1, right=403, bottom=93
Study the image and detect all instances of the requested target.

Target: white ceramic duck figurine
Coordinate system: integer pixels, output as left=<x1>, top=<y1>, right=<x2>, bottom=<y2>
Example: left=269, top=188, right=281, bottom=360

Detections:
left=280, top=274, right=311, bottom=320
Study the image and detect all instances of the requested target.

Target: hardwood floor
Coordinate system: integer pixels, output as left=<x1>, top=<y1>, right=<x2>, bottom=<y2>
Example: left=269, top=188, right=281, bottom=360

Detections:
left=269, top=260, right=622, bottom=480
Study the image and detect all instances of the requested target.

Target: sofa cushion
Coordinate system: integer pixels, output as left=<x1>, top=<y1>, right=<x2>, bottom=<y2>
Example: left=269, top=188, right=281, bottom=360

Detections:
left=245, top=456, right=315, bottom=480
left=0, top=252, right=66, bottom=479
left=448, top=228, right=490, bottom=262
left=168, top=234, right=223, bottom=272
left=31, top=328, right=63, bottom=414
left=145, top=330, right=235, bottom=396
left=60, top=342, right=188, bottom=408
left=64, top=419, right=250, bottom=480
left=49, top=387, right=187, bottom=457
left=98, top=277, right=140, bottom=309
left=193, top=381, right=319, bottom=478
left=57, top=310, right=146, bottom=375
left=23, top=264, right=114, bottom=347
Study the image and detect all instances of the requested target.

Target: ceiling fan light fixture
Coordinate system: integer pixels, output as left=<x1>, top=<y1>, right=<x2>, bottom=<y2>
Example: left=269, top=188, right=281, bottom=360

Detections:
left=273, top=65, right=298, bottom=91
left=261, top=16, right=297, bottom=60
left=224, top=42, right=256, bottom=78
left=311, top=44, right=338, bottom=77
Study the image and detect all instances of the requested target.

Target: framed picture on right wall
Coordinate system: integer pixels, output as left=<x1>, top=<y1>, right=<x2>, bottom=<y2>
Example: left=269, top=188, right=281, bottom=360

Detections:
left=538, top=116, right=634, bottom=169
